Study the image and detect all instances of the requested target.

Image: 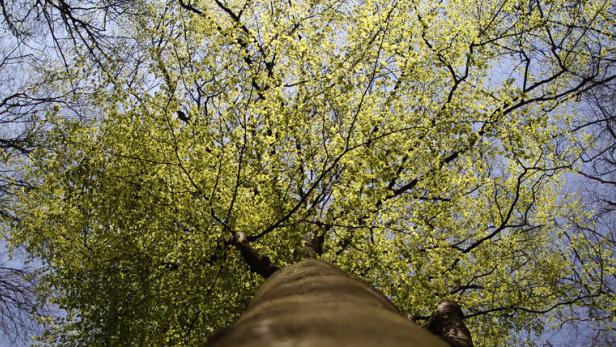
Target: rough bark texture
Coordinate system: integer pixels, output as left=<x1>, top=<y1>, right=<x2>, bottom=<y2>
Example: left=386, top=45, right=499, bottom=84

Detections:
left=208, top=259, right=461, bottom=347
left=427, top=301, right=474, bottom=347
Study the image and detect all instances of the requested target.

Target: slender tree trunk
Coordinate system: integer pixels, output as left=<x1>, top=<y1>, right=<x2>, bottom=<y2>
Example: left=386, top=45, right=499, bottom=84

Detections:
left=208, top=259, right=472, bottom=347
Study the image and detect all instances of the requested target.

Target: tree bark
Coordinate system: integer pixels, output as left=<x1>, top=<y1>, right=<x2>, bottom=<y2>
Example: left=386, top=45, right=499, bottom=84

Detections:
left=208, top=259, right=472, bottom=347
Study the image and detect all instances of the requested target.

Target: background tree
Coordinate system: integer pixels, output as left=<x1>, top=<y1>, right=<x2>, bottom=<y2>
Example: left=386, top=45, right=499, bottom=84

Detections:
left=0, top=0, right=142, bottom=343
left=2, top=0, right=615, bottom=345
left=542, top=77, right=616, bottom=346
left=0, top=3, right=55, bottom=343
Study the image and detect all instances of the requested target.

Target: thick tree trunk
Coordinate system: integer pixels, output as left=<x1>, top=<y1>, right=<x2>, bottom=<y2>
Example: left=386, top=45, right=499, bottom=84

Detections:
left=208, top=259, right=471, bottom=347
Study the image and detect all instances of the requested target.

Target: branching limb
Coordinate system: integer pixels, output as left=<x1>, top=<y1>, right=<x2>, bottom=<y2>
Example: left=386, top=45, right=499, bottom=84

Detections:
left=233, top=232, right=279, bottom=278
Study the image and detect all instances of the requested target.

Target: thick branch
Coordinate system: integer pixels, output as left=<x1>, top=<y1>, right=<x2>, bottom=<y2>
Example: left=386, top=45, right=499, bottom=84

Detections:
left=233, top=232, right=279, bottom=278
left=426, top=301, right=474, bottom=347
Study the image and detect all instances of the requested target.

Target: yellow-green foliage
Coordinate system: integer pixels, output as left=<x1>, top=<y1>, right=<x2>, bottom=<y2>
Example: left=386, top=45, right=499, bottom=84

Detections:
left=9, top=0, right=615, bottom=345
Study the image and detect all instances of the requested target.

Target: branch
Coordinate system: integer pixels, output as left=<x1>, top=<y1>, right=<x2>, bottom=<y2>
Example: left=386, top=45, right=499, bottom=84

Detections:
left=426, top=300, right=474, bottom=347
left=177, top=0, right=203, bottom=15
left=233, top=232, right=279, bottom=278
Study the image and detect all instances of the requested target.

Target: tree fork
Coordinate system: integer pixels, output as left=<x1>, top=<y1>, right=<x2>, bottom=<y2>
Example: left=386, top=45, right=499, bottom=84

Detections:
left=208, top=258, right=473, bottom=347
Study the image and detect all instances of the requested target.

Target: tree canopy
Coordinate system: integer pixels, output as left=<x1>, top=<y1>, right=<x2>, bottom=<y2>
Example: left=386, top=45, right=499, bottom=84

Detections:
left=2, top=0, right=615, bottom=345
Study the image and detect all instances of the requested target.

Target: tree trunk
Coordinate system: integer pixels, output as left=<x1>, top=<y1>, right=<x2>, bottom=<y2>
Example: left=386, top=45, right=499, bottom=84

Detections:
left=208, top=259, right=471, bottom=347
